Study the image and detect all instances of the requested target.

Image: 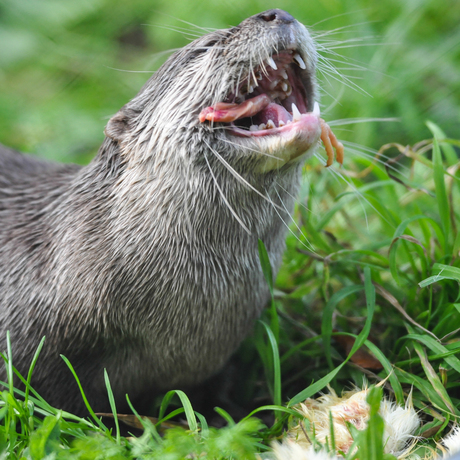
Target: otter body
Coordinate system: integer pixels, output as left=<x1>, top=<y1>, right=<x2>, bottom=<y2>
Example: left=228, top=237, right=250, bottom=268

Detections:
left=0, top=10, right=321, bottom=414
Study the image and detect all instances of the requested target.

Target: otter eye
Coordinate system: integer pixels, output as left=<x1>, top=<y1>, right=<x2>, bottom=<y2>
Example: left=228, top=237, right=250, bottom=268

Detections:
left=204, top=39, right=219, bottom=50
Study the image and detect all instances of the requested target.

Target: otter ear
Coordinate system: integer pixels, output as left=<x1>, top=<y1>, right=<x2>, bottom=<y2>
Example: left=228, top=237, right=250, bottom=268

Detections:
left=105, top=106, right=138, bottom=142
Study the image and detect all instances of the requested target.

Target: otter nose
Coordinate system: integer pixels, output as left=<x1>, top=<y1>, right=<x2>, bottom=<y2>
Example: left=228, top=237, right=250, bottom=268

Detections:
left=257, top=9, right=295, bottom=24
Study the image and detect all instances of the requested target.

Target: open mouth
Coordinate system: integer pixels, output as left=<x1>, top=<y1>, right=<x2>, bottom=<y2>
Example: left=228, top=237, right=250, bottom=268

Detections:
left=199, top=50, right=317, bottom=137
left=199, top=49, right=344, bottom=167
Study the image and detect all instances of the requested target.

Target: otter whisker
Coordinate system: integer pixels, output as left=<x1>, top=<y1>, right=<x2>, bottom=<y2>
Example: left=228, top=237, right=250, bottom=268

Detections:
left=146, top=11, right=218, bottom=34
left=318, top=36, right=381, bottom=49
left=256, top=38, right=271, bottom=78
left=144, top=24, right=204, bottom=39
left=317, top=36, right=381, bottom=49
left=313, top=21, right=379, bottom=38
left=317, top=60, right=367, bottom=87
left=317, top=63, right=371, bottom=96
left=324, top=41, right=389, bottom=51
left=157, top=16, right=218, bottom=34
left=274, top=179, right=313, bottom=216
left=104, top=67, right=160, bottom=74
left=329, top=117, right=399, bottom=126
left=311, top=13, right=373, bottom=29
left=203, top=152, right=251, bottom=234
left=264, top=185, right=317, bottom=252
left=315, top=152, right=397, bottom=229
left=340, top=140, right=412, bottom=176
left=314, top=43, right=377, bottom=97
left=219, top=137, right=286, bottom=161
left=316, top=152, right=370, bottom=230
left=318, top=83, right=346, bottom=111
left=204, top=139, right=285, bottom=211
left=272, top=186, right=316, bottom=252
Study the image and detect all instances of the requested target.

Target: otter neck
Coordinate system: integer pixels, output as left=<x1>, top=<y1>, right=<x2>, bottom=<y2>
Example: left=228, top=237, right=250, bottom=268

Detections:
left=84, top=136, right=300, bottom=246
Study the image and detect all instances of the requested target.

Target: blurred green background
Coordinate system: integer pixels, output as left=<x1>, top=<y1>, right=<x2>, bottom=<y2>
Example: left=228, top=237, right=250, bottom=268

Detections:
left=0, top=0, right=459, bottom=164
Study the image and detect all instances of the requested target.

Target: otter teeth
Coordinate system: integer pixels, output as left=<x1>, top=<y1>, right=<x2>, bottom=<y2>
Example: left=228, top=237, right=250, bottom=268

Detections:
left=293, top=53, right=306, bottom=70
left=292, top=103, right=302, bottom=122
left=266, top=119, right=275, bottom=129
left=281, top=69, right=288, bottom=80
left=269, top=79, right=280, bottom=90
left=313, top=101, right=320, bottom=117
left=267, top=56, right=277, bottom=70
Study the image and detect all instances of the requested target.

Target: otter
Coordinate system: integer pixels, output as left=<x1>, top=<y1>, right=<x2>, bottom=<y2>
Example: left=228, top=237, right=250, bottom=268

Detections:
left=0, top=9, right=342, bottom=415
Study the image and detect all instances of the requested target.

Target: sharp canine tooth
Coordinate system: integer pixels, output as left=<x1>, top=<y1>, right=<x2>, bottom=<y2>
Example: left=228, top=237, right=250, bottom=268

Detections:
left=281, top=69, right=288, bottom=80
left=249, top=125, right=259, bottom=131
left=267, top=56, right=277, bottom=70
left=293, top=53, right=306, bottom=70
left=292, top=103, right=302, bottom=122
left=266, top=119, right=275, bottom=129
left=312, top=101, right=320, bottom=117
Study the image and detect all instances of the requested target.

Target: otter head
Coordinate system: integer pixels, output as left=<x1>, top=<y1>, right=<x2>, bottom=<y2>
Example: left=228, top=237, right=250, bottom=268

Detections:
left=104, top=9, right=321, bottom=176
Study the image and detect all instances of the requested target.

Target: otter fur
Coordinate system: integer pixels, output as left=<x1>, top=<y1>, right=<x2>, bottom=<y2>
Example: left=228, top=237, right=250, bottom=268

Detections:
left=0, top=10, right=324, bottom=414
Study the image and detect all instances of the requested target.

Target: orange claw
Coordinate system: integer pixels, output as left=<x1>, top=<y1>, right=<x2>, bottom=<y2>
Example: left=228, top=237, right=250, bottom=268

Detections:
left=320, top=119, right=344, bottom=167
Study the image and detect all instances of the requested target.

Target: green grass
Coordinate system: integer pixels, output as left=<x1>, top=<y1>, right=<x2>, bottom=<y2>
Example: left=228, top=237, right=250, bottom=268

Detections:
left=0, top=127, right=458, bottom=458
left=0, top=0, right=459, bottom=458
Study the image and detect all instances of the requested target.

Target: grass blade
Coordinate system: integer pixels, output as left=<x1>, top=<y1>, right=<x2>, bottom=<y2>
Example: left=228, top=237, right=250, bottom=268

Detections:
left=322, top=285, right=364, bottom=369
left=258, top=239, right=279, bottom=342
left=25, top=336, right=46, bottom=407
left=403, top=332, right=460, bottom=374
left=364, top=340, right=404, bottom=405
left=60, top=355, right=107, bottom=431
left=412, top=342, right=457, bottom=415
left=289, top=268, right=375, bottom=406
left=430, top=135, right=451, bottom=252
left=5, top=331, right=14, bottom=397
left=126, top=394, right=162, bottom=443
left=214, top=407, right=235, bottom=426
left=159, top=390, right=197, bottom=432
left=259, top=321, right=282, bottom=407
left=103, top=370, right=120, bottom=445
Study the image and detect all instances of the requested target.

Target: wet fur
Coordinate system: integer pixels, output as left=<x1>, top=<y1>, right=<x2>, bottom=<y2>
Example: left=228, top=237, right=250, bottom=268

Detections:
left=0, top=11, right=318, bottom=414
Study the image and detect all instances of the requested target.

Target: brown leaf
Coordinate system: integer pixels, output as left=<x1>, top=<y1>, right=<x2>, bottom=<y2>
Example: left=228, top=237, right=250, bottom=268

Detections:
left=334, top=334, right=383, bottom=370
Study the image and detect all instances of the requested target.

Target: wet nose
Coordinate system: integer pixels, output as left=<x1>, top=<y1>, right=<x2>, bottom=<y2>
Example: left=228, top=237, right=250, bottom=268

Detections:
left=257, top=9, right=295, bottom=24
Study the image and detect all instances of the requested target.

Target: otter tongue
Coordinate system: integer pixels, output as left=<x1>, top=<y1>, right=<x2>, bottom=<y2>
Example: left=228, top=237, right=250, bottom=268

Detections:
left=199, top=94, right=271, bottom=123
left=253, top=102, right=292, bottom=126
